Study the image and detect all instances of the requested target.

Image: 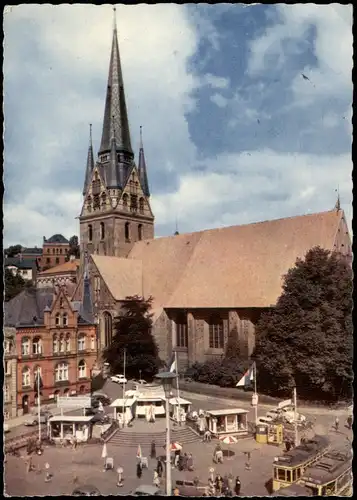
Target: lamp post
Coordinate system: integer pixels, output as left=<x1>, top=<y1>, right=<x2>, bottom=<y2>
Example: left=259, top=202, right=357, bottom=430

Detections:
left=154, top=371, right=177, bottom=496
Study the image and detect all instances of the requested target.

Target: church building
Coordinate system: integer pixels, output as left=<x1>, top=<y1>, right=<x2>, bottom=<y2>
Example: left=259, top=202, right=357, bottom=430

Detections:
left=74, top=12, right=352, bottom=372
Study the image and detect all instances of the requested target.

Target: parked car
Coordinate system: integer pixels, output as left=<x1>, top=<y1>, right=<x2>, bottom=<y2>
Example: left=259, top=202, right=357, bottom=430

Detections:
left=110, top=374, right=127, bottom=384
left=4, top=423, right=10, bottom=433
left=131, top=485, right=162, bottom=496
left=24, top=411, right=53, bottom=426
left=256, top=416, right=274, bottom=425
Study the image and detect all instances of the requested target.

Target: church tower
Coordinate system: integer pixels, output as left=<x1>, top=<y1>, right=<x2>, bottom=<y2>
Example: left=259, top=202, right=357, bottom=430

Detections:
left=79, top=9, right=154, bottom=261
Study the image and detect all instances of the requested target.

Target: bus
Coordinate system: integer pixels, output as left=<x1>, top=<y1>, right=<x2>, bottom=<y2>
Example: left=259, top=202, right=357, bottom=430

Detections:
left=271, top=445, right=352, bottom=497
left=272, top=435, right=330, bottom=492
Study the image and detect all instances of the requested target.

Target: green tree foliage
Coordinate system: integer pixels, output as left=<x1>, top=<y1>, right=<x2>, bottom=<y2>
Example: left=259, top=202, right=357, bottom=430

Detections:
left=65, top=235, right=80, bottom=261
left=185, top=358, right=250, bottom=388
left=103, top=295, right=163, bottom=381
left=5, top=244, right=22, bottom=258
left=252, top=247, right=353, bottom=402
left=5, top=268, right=27, bottom=301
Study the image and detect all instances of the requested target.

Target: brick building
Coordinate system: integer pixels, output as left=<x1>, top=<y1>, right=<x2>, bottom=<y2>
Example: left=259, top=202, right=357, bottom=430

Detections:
left=36, top=257, right=80, bottom=289
left=38, top=234, right=71, bottom=271
left=4, top=328, right=17, bottom=419
left=5, top=268, right=98, bottom=416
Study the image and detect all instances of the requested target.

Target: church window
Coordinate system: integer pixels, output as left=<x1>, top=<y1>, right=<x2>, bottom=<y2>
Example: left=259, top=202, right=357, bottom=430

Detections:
left=101, top=192, right=107, bottom=207
left=93, top=194, right=100, bottom=210
left=139, top=197, right=145, bottom=214
left=209, top=314, right=224, bottom=349
left=176, top=313, right=188, bottom=348
left=138, top=224, right=143, bottom=241
left=125, top=222, right=130, bottom=241
left=130, top=194, right=138, bottom=212
left=123, top=193, right=128, bottom=209
left=88, top=225, right=93, bottom=242
left=100, top=222, right=105, bottom=240
left=103, top=312, right=113, bottom=347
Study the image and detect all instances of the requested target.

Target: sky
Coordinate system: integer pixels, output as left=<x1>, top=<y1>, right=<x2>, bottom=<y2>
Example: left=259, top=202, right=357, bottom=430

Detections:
left=3, top=4, right=353, bottom=247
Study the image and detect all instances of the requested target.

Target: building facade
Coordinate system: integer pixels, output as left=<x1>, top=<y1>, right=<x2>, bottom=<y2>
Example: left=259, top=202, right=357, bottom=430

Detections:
left=4, top=327, right=18, bottom=419
left=36, top=257, right=80, bottom=290
left=38, top=234, right=71, bottom=271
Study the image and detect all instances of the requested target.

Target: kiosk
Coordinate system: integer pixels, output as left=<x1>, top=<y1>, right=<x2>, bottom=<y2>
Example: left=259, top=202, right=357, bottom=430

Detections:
left=205, top=408, right=249, bottom=437
left=110, top=398, right=136, bottom=425
left=169, top=397, right=192, bottom=423
left=48, top=415, right=94, bottom=442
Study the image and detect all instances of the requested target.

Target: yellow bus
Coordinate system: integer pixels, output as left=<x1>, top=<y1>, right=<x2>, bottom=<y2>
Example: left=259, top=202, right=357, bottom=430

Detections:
left=272, top=435, right=330, bottom=492
left=272, top=446, right=352, bottom=497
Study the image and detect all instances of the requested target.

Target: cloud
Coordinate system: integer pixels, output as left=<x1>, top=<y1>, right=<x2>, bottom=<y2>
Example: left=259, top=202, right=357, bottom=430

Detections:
left=210, top=93, right=228, bottom=108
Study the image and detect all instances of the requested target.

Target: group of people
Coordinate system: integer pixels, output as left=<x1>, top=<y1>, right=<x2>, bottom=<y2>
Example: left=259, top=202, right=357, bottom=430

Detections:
left=208, top=474, right=241, bottom=496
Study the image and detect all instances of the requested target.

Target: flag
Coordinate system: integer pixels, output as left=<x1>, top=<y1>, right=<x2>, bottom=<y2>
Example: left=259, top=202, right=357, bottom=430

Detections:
left=136, top=444, right=142, bottom=458
left=236, top=364, right=254, bottom=387
left=167, top=353, right=176, bottom=373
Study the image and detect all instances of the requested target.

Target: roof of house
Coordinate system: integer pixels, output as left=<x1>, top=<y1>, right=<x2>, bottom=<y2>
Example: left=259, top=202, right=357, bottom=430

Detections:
left=37, top=259, right=80, bottom=276
left=22, top=247, right=43, bottom=255
left=44, top=234, right=69, bottom=244
left=4, top=288, right=54, bottom=327
left=91, top=209, right=344, bottom=313
left=5, top=257, right=38, bottom=270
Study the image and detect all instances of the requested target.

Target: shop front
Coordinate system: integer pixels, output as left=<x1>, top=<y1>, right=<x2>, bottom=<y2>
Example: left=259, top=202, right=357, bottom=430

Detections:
left=48, top=415, right=94, bottom=442
left=205, top=409, right=249, bottom=437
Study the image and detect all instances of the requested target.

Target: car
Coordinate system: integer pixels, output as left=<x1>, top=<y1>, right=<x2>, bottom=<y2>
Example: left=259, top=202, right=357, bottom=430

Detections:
left=4, top=423, right=10, bottom=433
left=131, top=485, right=162, bottom=496
left=91, top=412, right=110, bottom=424
left=256, top=416, right=274, bottom=425
left=266, top=409, right=283, bottom=421
left=110, top=374, right=127, bottom=384
left=24, top=412, right=53, bottom=426
left=137, top=379, right=148, bottom=385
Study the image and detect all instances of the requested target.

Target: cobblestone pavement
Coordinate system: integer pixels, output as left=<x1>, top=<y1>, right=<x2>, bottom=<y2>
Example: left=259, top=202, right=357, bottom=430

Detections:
left=4, top=424, right=352, bottom=497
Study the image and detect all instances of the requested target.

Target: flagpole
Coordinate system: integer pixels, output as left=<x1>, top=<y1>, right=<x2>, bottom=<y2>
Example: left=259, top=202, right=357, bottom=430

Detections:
left=293, top=387, right=299, bottom=447
left=37, top=372, right=41, bottom=443
left=122, top=348, right=126, bottom=428
left=254, top=362, right=258, bottom=425
left=175, top=351, right=181, bottom=426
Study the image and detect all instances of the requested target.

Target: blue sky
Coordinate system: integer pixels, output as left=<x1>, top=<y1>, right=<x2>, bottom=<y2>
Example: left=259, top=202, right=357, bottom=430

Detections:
left=4, top=4, right=352, bottom=246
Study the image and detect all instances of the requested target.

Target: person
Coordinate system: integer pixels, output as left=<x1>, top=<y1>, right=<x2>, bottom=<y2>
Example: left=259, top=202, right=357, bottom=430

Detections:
left=335, top=416, right=339, bottom=432
left=173, top=486, right=180, bottom=496
left=98, top=401, right=104, bottom=413
left=187, top=453, right=194, bottom=471
left=72, top=437, right=78, bottom=450
left=174, top=449, right=180, bottom=467
left=245, top=451, right=251, bottom=470
left=235, top=476, right=241, bottom=495
left=136, top=462, right=142, bottom=479
left=153, top=470, right=160, bottom=487
left=150, top=440, right=156, bottom=459
left=285, top=440, right=291, bottom=452
left=178, top=453, right=184, bottom=471
left=347, top=415, right=352, bottom=430
left=157, top=459, right=163, bottom=478
left=223, top=474, right=229, bottom=491
left=182, top=453, right=188, bottom=471
left=216, top=475, right=223, bottom=495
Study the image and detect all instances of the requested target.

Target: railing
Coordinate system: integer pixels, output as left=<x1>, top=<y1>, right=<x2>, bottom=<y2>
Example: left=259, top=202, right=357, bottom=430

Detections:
left=102, top=420, right=119, bottom=442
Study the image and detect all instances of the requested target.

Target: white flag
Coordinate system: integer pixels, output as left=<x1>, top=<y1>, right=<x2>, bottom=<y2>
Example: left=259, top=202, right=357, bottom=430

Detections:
left=236, top=364, right=254, bottom=387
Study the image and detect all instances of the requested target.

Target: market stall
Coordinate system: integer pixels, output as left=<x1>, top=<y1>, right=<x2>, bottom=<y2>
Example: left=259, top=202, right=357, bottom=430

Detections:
left=205, top=408, right=249, bottom=437
left=169, top=397, right=192, bottom=423
left=110, top=398, right=136, bottom=425
left=48, top=415, right=95, bottom=442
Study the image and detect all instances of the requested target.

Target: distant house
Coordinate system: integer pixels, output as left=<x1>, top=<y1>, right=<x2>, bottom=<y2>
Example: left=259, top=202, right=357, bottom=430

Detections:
left=37, top=234, right=71, bottom=271
left=36, top=257, right=80, bottom=290
left=5, top=257, right=39, bottom=282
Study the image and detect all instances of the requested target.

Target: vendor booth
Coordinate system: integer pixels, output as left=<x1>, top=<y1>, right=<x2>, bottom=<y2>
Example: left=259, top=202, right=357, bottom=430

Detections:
left=135, top=397, right=165, bottom=418
left=169, top=397, right=192, bottom=423
left=205, top=409, right=249, bottom=437
left=48, top=415, right=94, bottom=442
left=110, top=398, right=136, bottom=425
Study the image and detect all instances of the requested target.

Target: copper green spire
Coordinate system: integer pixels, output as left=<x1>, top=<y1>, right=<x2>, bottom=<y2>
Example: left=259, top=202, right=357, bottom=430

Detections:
left=99, top=7, right=133, bottom=156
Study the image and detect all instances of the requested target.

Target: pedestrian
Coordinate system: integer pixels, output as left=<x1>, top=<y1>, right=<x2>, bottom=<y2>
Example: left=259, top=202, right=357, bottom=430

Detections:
left=174, top=449, right=180, bottom=467
left=223, top=474, right=229, bottom=491
left=347, top=415, right=352, bottom=430
left=153, top=470, right=160, bottom=487
left=150, top=440, right=156, bottom=459
left=157, top=459, right=163, bottom=478
left=178, top=453, right=184, bottom=471
left=182, top=453, right=188, bottom=471
left=187, top=453, right=194, bottom=471
left=235, top=476, right=241, bottom=495
left=173, top=486, right=180, bottom=496
left=245, top=451, right=251, bottom=471
left=136, top=462, right=142, bottom=479
left=72, top=437, right=78, bottom=450
left=285, top=440, right=291, bottom=452
left=335, top=416, right=339, bottom=432
left=216, top=474, right=223, bottom=495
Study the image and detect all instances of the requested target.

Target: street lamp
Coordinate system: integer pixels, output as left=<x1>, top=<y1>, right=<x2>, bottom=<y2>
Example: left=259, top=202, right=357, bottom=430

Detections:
left=154, top=371, right=177, bottom=496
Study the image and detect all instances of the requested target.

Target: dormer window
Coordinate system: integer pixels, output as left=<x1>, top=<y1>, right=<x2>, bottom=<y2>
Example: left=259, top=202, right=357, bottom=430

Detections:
left=93, top=194, right=100, bottom=210
left=63, top=313, right=68, bottom=326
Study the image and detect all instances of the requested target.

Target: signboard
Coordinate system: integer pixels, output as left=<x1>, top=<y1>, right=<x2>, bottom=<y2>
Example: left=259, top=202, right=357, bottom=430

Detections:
left=278, top=399, right=292, bottom=409
left=251, top=393, right=258, bottom=406
left=57, top=396, right=91, bottom=409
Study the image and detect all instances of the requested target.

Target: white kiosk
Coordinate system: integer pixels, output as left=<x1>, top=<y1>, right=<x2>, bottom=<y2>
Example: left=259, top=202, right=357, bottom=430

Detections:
left=169, top=397, right=192, bottom=423
left=205, top=408, right=249, bottom=437
left=110, top=398, right=136, bottom=426
left=48, top=415, right=94, bottom=442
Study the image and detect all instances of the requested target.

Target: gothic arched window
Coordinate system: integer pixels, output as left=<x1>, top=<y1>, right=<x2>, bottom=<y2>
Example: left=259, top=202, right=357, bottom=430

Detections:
left=100, top=222, right=105, bottom=240
left=138, top=224, right=143, bottom=241
left=122, top=193, right=128, bottom=209
left=103, top=312, right=113, bottom=348
left=88, top=224, right=93, bottom=242
left=209, top=314, right=224, bottom=349
left=101, top=192, right=107, bottom=207
left=125, top=222, right=130, bottom=241
left=139, top=197, right=145, bottom=214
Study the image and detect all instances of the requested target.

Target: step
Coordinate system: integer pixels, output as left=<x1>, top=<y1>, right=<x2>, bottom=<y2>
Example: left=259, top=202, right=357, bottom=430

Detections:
left=107, top=427, right=200, bottom=447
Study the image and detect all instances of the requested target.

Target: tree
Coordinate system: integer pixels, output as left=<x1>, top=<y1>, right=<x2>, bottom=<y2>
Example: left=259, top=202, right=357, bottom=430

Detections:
left=65, top=235, right=80, bottom=261
left=225, top=327, right=241, bottom=360
left=5, top=244, right=22, bottom=258
left=252, top=247, right=353, bottom=401
left=103, top=295, right=163, bottom=380
left=5, top=268, right=26, bottom=301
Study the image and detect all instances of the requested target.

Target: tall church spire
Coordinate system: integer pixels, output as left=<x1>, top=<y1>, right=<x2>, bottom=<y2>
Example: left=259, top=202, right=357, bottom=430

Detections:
left=83, top=124, right=94, bottom=196
left=138, top=126, right=150, bottom=197
left=99, top=7, right=133, bottom=156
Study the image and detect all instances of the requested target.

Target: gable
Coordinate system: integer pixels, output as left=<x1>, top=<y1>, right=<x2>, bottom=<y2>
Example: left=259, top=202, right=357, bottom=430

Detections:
left=81, top=167, right=109, bottom=216
left=119, top=165, right=154, bottom=218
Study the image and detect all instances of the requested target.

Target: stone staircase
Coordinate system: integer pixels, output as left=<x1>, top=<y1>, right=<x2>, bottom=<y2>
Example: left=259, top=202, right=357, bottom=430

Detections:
left=108, top=425, right=200, bottom=448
